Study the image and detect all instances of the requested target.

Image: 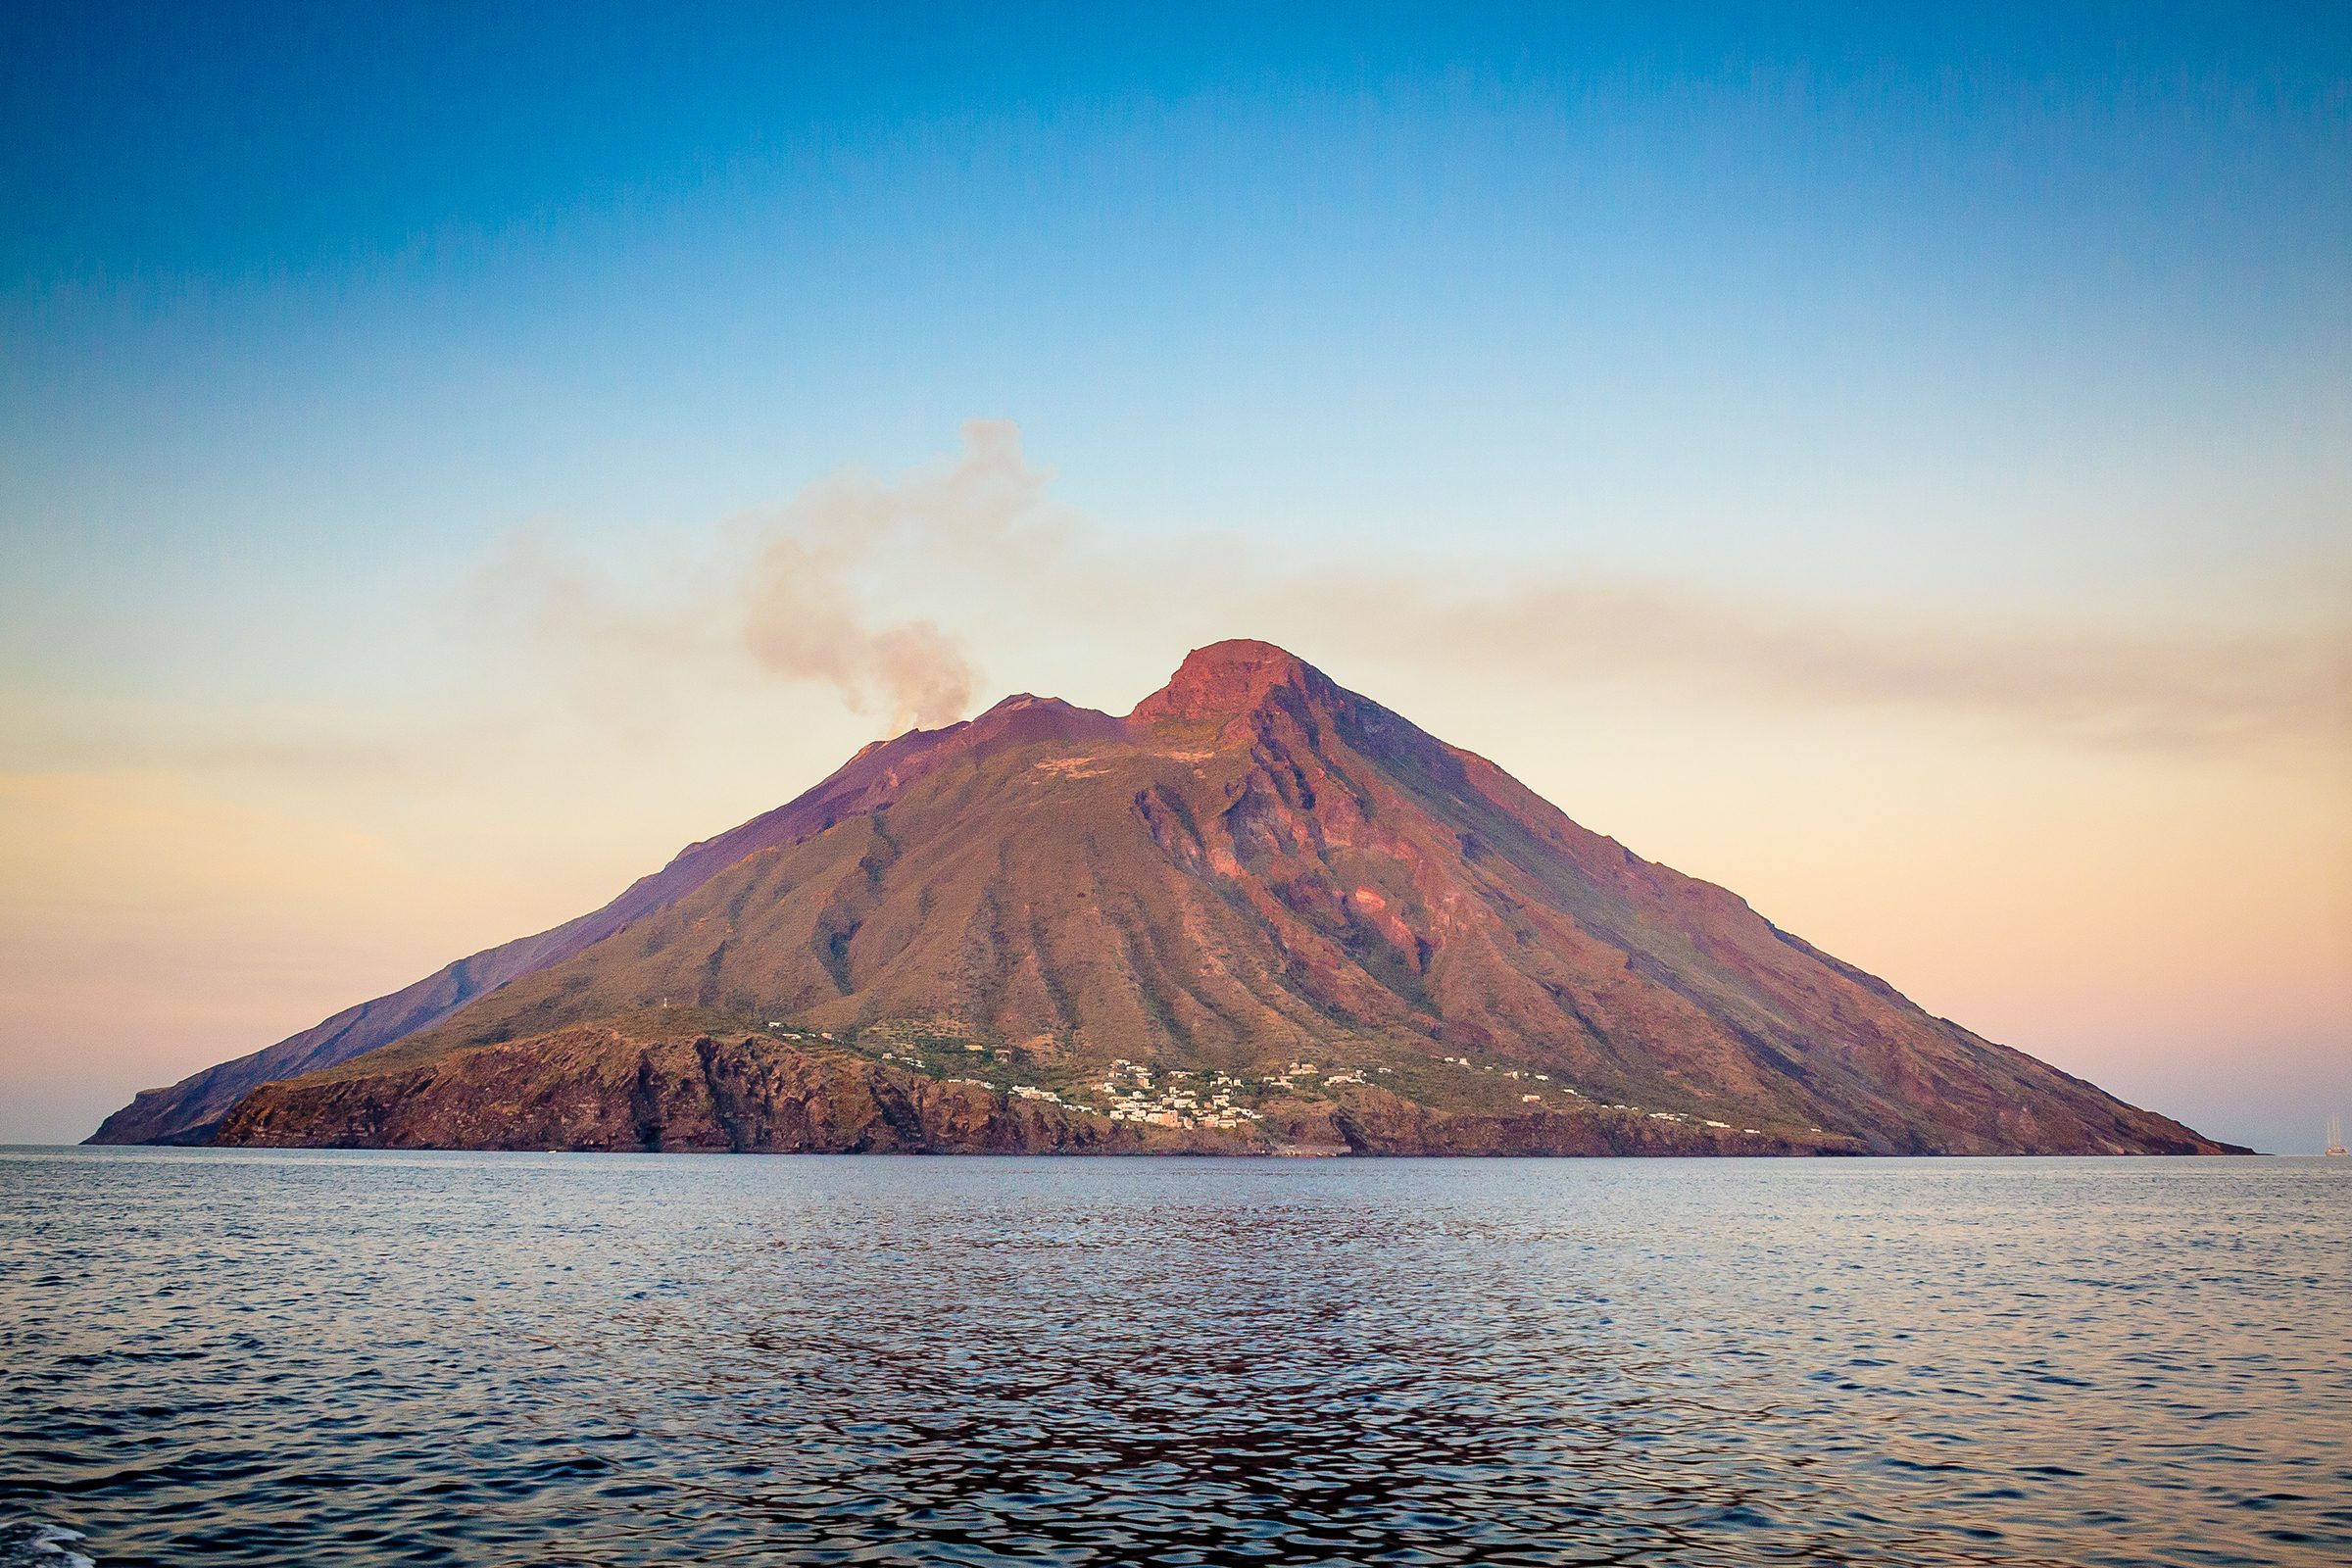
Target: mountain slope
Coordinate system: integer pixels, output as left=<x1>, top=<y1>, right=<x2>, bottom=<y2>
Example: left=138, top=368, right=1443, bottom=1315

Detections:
left=113, top=640, right=2238, bottom=1154
left=86, top=698, right=1113, bottom=1144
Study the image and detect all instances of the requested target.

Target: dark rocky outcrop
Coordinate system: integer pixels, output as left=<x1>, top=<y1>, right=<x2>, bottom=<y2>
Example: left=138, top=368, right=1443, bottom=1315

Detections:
left=210, top=1027, right=1867, bottom=1156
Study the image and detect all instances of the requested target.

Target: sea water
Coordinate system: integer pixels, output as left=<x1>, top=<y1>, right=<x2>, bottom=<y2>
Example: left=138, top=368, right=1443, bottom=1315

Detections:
left=1, top=1149, right=2344, bottom=1566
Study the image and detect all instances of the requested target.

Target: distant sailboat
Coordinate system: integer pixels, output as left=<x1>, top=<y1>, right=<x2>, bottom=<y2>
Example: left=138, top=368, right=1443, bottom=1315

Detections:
left=2328, top=1114, right=2347, bottom=1158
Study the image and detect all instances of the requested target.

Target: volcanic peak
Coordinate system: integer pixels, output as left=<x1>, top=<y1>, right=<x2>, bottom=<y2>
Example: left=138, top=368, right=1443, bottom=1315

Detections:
left=1128, top=638, right=1335, bottom=728
left=949, top=691, right=1126, bottom=755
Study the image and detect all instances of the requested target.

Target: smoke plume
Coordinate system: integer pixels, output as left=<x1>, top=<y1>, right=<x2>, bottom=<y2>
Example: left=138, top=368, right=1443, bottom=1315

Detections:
left=471, top=421, right=2348, bottom=756
left=472, top=419, right=1091, bottom=732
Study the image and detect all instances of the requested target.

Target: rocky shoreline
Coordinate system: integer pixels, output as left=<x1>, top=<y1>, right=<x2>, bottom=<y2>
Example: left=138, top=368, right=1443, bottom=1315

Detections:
left=212, top=1028, right=1866, bottom=1157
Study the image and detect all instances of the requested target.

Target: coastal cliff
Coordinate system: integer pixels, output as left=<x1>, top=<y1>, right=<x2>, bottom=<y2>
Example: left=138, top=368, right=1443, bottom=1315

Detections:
left=211, top=1023, right=1867, bottom=1156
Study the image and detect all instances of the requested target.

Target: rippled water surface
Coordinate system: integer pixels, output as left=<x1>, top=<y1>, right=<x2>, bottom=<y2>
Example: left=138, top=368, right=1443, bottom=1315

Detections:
left=2, top=1151, right=2345, bottom=1566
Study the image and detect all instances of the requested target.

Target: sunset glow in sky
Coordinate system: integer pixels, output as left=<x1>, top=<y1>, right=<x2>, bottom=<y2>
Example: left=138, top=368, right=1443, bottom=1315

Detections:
left=3, top=4, right=2347, bottom=1148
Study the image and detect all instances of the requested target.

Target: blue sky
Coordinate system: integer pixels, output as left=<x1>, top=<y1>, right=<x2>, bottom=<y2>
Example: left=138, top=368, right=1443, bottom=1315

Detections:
left=2, top=4, right=2347, bottom=1148
left=11, top=3, right=2345, bottom=574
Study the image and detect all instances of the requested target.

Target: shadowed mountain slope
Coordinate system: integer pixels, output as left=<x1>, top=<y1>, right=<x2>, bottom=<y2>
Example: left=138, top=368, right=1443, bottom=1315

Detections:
left=107, top=641, right=2237, bottom=1154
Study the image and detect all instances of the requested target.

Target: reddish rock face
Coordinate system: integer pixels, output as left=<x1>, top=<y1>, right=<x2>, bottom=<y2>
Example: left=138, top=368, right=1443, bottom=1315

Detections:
left=1127, top=639, right=1333, bottom=728
left=127, top=640, right=2242, bottom=1156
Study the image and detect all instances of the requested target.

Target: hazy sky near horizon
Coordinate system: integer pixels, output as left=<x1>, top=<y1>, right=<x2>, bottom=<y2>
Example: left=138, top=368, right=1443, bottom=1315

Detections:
left=3, top=4, right=2347, bottom=1150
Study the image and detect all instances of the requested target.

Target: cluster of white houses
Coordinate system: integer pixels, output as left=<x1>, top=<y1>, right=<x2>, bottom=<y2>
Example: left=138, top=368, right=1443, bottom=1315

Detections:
left=1092, top=1060, right=1264, bottom=1129
left=841, top=1026, right=1776, bottom=1141
left=948, top=1055, right=1407, bottom=1130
